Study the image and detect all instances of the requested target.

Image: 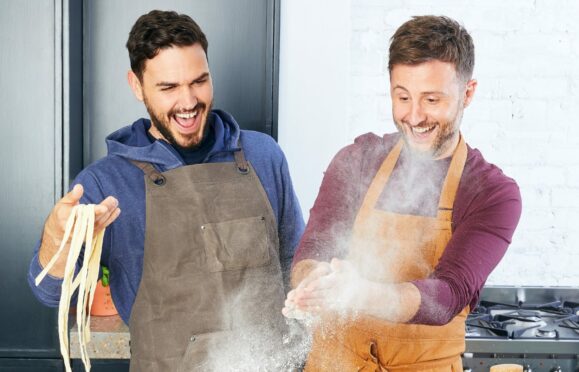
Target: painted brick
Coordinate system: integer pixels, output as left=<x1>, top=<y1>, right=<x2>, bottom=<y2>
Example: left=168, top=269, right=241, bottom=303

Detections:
left=516, top=208, right=556, bottom=231
left=519, top=186, right=552, bottom=209
left=351, top=75, right=389, bottom=95
left=351, top=49, right=386, bottom=75
left=566, top=166, right=579, bottom=186
left=552, top=208, right=579, bottom=233
left=512, top=166, right=566, bottom=187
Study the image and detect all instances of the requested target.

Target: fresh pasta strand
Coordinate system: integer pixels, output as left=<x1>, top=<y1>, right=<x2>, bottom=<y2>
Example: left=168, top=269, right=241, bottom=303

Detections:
left=75, top=205, right=95, bottom=370
left=35, top=204, right=106, bottom=372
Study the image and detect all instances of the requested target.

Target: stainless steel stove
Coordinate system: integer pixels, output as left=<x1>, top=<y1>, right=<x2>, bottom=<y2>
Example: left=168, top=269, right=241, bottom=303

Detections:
left=462, top=286, right=579, bottom=372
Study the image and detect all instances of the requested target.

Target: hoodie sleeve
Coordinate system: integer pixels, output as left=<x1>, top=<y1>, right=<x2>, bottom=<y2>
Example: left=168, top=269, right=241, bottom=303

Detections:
left=27, top=170, right=108, bottom=307
left=241, top=131, right=306, bottom=290
left=276, top=152, right=306, bottom=289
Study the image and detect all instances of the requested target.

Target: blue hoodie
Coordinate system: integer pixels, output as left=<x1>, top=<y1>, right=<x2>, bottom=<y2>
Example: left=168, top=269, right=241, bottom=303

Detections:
left=28, top=110, right=305, bottom=324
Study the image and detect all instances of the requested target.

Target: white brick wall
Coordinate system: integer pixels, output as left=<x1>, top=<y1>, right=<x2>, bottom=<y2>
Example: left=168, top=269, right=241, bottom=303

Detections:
left=279, top=1, right=579, bottom=286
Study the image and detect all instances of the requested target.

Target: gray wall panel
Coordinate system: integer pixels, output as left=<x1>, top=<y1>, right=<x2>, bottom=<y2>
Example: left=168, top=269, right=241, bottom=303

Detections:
left=0, top=0, right=60, bottom=356
left=84, top=0, right=273, bottom=164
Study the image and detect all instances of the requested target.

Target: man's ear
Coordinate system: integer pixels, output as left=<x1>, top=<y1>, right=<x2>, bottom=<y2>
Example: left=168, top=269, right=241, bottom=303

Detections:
left=127, top=70, right=144, bottom=102
left=463, top=79, right=477, bottom=108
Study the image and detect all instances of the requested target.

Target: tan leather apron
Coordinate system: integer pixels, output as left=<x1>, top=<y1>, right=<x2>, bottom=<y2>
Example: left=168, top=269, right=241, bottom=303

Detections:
left=305, top=137, right=468, bottom=372
left=128, top=146, right=286, bottom=371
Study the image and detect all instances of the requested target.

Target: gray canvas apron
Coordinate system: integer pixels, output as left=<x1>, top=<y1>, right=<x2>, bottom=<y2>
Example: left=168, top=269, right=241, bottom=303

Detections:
left=128, top=146, right=287, bottom=371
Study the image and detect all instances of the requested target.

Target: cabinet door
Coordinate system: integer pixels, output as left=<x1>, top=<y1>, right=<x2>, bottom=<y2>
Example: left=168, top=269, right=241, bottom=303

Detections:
left=72, top=359, right=129, bottom=372
left=0, top=359, right=63, bottom=372
left=83, top=0, right=279, bottom=163
left=0, top=0, right=61, bottom=359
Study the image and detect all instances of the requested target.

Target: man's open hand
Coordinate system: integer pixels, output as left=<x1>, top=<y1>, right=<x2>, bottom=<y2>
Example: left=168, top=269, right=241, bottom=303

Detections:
left=38, top=184, right=121, bottom=278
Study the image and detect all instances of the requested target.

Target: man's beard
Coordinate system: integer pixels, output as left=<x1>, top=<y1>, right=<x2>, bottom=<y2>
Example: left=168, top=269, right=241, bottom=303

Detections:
left=144, top=96, right=213, bottom=151
left=395, top=105, right=463, bottom=159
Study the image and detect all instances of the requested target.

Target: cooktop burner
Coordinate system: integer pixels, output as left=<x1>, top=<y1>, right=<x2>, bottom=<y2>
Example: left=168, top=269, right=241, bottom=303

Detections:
left=466, top=300, right=579, bottom=340
left=463, top=287, right=579, bottom=372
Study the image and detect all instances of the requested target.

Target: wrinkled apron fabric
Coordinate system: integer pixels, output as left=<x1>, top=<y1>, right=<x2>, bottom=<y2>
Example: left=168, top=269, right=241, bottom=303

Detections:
left=128, top=147, right=286, bottom=372
left=305, top=137, right=468, bottom=372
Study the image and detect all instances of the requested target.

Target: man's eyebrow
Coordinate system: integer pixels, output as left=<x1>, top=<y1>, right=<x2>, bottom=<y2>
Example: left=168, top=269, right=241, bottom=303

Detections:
left=191, top=72, right=210, bottom=83
left=155, top=73, right=210, bottom=88
left=421, top=90, right=447, bottom=96
left=392, top=85, right=448, bottom=96
left=392, top=84, right=409, bottom=92
left=155, top=81, right=177, bottom=88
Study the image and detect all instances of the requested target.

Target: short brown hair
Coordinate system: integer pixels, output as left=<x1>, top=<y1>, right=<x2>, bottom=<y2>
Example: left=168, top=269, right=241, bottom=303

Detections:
left=126, top=10, right=208, bottom=80
left=388, top=16, right=474, bottom=81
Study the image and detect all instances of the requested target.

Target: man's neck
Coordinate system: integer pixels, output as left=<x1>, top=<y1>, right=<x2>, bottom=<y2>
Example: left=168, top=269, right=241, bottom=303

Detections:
left=434, top=133, right=460, bottom=160
left=147, top=126, right=164, bottom=141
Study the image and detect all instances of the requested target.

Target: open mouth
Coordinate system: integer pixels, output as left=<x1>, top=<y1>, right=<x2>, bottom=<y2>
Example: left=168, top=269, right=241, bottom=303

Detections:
left=410, top=124, right=437, bottom=140
left=172, top=108, right=201, bottom=134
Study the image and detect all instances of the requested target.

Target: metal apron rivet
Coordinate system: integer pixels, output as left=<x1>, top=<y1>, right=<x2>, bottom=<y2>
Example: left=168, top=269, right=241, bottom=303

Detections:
left=200, top=225, right=205, bottom=230
left=190, top=336, right=196, bottom=342
left=153, top=177, right=166, bottom=186
left=237, top=166, right=249, bottom=174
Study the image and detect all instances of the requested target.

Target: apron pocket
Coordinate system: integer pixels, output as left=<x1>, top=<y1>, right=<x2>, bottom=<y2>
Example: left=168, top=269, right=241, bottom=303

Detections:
left=177, top=330, right=232, bottom=372
left=202, top=216, right=270, bottom=272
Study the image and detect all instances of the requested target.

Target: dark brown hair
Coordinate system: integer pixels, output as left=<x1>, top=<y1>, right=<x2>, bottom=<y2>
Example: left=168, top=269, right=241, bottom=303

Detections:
left=126, top=10, right=208, bottom=80
left=388, top=16, right=474, bottom=81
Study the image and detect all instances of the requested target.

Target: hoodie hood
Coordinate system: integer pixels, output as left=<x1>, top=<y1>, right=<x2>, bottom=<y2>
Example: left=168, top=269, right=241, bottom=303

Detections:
left=105, top=109, right=241, bottom=171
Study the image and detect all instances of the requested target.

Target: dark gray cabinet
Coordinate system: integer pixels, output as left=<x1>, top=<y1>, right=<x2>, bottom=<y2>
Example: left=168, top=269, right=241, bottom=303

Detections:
left=72, top=359, right=129, bottom=372
left=0, top=359, right=64, bottom=372
left=0, top=0, right=61, bottom=359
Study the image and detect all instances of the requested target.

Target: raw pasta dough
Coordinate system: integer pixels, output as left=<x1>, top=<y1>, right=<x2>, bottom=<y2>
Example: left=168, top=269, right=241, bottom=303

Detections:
left=35, top=204, right=105, bottom=372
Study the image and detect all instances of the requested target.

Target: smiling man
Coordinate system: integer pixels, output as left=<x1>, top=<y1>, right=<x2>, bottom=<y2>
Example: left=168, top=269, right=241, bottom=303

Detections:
left=284, top=16, right=522, bottom=371
left=28, top=10, right=304, bottom=371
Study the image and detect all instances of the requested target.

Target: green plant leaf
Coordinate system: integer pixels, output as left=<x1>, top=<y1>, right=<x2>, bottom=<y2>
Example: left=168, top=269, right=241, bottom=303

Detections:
left=101, top=266, right=110, bottom=287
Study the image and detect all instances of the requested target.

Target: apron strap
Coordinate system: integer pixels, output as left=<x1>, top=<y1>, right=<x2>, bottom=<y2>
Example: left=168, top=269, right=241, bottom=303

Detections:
left=130, top=138, right=250, bottom=182
left=436, top=135, right=467, bottom=221
left=363, top=139, right=403, bottom=211
left=357, top=135, right=467, bottom=220
left=234, top=139, right=250, bottom=174
left=432, top=135, right=467, bottom=266
left=129, top=160, right=167, bottom=186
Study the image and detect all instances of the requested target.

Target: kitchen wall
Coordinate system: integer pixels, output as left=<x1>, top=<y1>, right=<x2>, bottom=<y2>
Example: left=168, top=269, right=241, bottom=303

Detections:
left=278, top=0, right=579, bottom=286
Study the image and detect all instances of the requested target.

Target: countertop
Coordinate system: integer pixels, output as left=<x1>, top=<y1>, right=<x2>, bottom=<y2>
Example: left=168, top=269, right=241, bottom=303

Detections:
left=70, top=310, right=554, bottom=360
left=69, top=315, right=130, bottom=359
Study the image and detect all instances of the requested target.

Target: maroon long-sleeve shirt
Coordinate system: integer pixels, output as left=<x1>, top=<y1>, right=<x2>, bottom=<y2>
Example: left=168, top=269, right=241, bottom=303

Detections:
left=293, top=132, right=522, bottom=325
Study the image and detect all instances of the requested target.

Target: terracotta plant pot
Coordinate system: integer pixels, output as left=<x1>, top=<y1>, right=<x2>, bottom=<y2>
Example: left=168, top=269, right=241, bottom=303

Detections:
left=90, top=280, right=118, bottom=316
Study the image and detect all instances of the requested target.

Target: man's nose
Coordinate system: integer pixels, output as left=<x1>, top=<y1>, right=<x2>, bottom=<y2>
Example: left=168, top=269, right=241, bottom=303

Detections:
left=406, top=103, right=426, bottom=126
left=179, top=86, right=198, bottom=109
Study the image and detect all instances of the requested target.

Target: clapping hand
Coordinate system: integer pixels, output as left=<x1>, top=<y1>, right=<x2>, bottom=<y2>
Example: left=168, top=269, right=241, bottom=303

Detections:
left=283, top=258, right=381, bottom=318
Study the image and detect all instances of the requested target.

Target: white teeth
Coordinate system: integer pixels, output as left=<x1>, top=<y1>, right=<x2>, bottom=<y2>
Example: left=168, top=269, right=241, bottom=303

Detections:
left=413, top=125, right=434, bottom=134
left=175, top=111, right=198, bottom=119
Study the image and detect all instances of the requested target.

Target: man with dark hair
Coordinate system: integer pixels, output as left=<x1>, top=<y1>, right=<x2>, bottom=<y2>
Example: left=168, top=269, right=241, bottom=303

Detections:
left=284, top=15, right=521, bottom=371
left=28, top=10, right=304, bottom=371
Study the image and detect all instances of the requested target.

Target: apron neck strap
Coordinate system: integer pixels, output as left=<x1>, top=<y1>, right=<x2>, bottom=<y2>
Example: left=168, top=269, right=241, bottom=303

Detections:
left=130, top=160, right=166, bottom=186
left=131, top=138, right=251, bottom=180
left=362, top=139, right=403, bottom=209
left=436, top=135, right=467, bottom=221
left=360, top=134, right=467, bottom=222
left=234, top=139, right=250, bottom=174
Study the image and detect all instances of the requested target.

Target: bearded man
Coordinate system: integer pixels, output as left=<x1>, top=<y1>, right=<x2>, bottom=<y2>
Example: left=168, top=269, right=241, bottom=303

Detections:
left=284, top=15, right=522, bottom=371
left=28, top=10, right=304, bottom=371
